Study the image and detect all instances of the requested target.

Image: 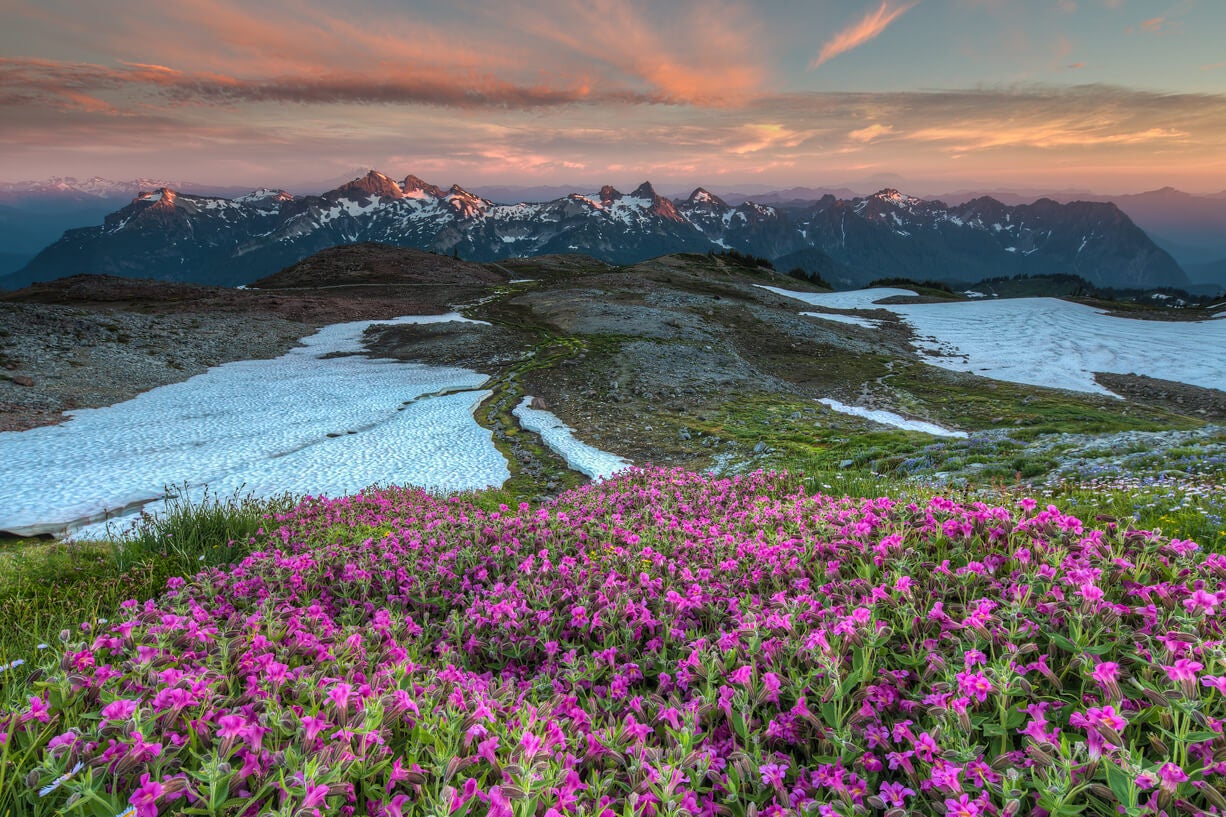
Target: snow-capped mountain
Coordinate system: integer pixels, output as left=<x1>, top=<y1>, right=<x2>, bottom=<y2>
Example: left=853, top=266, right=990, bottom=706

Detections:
left=5, top=171, right=1187, bottom=290
left=0, top=176, right=252, bottom=202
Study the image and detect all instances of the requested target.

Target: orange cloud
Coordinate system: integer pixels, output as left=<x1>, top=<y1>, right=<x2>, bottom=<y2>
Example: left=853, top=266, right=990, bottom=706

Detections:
left=1140, top=16, right=1166, bottom=33
left=811, top=1, right=919, bottom=68
left=848, top=123, right=896, bottom=143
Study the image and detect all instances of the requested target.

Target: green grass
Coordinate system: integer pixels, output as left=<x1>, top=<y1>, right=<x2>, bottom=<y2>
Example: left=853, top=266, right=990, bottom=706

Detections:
left=0, top=489, right=294, bottom=670
left=886, top=362, right=1202, bottom=436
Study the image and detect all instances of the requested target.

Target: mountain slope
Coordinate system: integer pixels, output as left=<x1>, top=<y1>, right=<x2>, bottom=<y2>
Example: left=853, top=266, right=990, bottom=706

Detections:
left=7, top=171, right=1187, bottom=291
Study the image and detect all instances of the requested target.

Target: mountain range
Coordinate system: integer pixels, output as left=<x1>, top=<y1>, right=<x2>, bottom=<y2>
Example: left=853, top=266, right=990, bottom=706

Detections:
left=3, top=170, right=1190, bottom=291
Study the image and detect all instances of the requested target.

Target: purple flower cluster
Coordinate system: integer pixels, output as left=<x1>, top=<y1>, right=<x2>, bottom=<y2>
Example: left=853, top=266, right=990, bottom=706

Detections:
left=3, top=467, right=1225, bottom=815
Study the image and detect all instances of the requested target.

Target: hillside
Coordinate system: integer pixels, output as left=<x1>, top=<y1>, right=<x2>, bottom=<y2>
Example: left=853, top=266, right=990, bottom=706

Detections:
left=4, top=247, right=1220, bottom=475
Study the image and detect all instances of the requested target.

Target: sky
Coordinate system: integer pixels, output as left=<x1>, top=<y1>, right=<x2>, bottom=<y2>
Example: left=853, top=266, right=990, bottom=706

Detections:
left=2, top=0, right=1225, bottom=195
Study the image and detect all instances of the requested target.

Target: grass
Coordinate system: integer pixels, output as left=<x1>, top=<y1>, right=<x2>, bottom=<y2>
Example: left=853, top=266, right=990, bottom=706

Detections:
left=0, top=488, right=293, bottom=671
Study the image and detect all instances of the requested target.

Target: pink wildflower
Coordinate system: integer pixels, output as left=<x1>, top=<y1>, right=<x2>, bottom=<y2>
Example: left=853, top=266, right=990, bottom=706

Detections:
left=101, top=699, right=138, bottom=721
left=1158, top=762, right=1188, bottom=793
left=1164, top=658, right=1204, bottom=683
left=129, top=773, right=164, bottom=817
left=944, top=793, right=982, bottom=817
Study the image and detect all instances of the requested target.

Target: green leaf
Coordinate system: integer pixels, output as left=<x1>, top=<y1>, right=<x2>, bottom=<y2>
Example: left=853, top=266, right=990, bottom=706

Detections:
left=1104, top=759, right=1134, bottom=806
left=1049, top=633, right=1077, bottom=653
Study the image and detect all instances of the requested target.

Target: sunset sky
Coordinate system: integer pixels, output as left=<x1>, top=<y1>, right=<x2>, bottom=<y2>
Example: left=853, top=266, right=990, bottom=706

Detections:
left=2, top=0, right=1225, bottom=194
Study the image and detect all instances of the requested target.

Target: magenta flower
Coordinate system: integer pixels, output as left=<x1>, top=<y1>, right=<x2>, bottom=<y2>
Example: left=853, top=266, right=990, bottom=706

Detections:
left=1164, top=658, right=1204, bottom=683
left=1090, top=661, right=1119, bottom=686
left=100, top=699, right=138, bottom=721
left=128, top=773, right=164, bottom=817
left=301, top=781, right=330, bottom=809
left=759, top=760, right=788, bottom=788
left=328, top=682, right=354, bottom=712
left=1183, top=589, right=1219, bottom=614
left=944, top=793, right=982, bottom=817
left=24, top=695, right=50, bottom=724
left=1158, top=762, right=1189, bottom=793
left=878, top=781, right=915, bottom=807
left=955, top=670, right=993, bottom=703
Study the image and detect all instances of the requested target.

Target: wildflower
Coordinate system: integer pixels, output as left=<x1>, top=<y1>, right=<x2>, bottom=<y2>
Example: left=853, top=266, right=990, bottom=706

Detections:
left=24, top=695, right=50, bottom=724
left=1183, top=588, right=1219, bottom=614
left=956, top=670, right=993, bottom=703
left=101, top=699, right=138, bottom=721
left=1202, top=675, right=1226, bottom=694
left=878, top=781, right=915, bottom=807
left=1158, top=762, right=1188, bottom=793
left=128, top=773, right=164, bottom=817
left=759, top=761, right=788, bottom=789
left=1164, top=658, right=1204, bottom=683
left=944, top=793, right=982, bottom=817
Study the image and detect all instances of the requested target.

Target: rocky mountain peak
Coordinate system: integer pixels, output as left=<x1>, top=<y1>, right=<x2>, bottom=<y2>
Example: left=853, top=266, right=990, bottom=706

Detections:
left=335, top=170, right=404, bottom=201
left=598, top=185, right=622, bottom=203
left=134, top=188, right=178, bottom=208
left=401, top=175, right=445, bottom=198
left=630, top=181, right=658, bottom=201
left=685, top=188, right=727, bottom=208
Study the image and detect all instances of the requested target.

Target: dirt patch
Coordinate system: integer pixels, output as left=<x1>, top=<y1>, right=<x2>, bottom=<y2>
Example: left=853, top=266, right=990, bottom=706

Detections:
left=1095, top=372, right=1226, bottom=421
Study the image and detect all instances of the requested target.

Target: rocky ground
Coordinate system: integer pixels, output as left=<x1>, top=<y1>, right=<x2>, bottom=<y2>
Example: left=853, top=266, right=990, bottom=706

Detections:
left=3, top=245, right=1224, bottom=492
left=0, top=246, right=500, bottom=431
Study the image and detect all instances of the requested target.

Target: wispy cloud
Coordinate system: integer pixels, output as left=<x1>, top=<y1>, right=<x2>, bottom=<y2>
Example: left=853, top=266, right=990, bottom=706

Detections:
left=811, top=1, right=919, bottom=68
left=848, top=123, right=896, bottom=143
left=0, top=57, right=666, bottom=112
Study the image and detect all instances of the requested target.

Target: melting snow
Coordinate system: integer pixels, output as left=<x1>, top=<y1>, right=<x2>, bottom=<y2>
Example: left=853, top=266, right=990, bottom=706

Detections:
left=0, top=315, right=509, bottom=538
left=766, top=287, right=1226, bottom=396
left=513, top=397, right=631, bottom=480
left=800, top=311, right=879, bottom=329
left=819, top=398, right=967, bottom=438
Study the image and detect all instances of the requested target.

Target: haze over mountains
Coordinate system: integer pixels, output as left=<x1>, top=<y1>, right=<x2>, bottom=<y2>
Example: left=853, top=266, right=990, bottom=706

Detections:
left=3, top=170, right=1205, bottom=293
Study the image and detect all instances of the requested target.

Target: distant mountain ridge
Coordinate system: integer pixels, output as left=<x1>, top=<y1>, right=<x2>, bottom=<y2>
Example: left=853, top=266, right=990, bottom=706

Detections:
left=5, top=170, right=1186, bottom=291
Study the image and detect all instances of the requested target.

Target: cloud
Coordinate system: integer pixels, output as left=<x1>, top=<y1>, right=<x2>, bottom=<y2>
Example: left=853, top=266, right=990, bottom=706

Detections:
left=848, top=123, right=896, bottom=143
left=1067, top=62, right=1087, bottom=69
left=1140, top=16, right=1165, bottom=33
left=811, top=1, right=919, bottom=68
left=0, top=57, right=667, bottom=112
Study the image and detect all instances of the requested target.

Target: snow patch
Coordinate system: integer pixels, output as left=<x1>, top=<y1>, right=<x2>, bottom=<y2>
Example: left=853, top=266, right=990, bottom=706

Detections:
left=800, top=311, right=880, bottom=329
left=513, top=397, right=630, bottom=481
left=818, top=398, right=967, bottom=438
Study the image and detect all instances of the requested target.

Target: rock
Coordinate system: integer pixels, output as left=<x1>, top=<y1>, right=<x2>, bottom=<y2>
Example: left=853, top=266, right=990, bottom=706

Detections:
left=678, top=428, right=691, bottom=440
left=530, top=396, right=549, bottom=410
left=10, top=375, right=34, bottom=387
left=753, top=441, right=767, bottom=454
left=839, top=459, right=855, bottom=468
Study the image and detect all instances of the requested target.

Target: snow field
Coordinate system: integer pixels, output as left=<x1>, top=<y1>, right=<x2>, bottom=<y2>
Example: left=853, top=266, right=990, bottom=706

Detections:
left=762, top=286, right=1226, bottom=396
left=0, top=315, right=508, bottom=537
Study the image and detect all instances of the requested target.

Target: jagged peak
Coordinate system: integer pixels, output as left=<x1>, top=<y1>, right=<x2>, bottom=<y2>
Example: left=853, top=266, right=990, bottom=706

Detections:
left=402, top=174, right=444, bottom=197
left=238, top=188, right=293, bottom=202
left=598, top=185, right=622, bottom=203
left=868, top=188, right=924, bottom=208
left=334, top=170, right=404, bottom=200
left=685, top=187, right=727, bottom=207
left=630, top=181, right=658, bottom=200
left=447, top=183, right=480, bottom=199
left=134, top=187, right=176, bottom=205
